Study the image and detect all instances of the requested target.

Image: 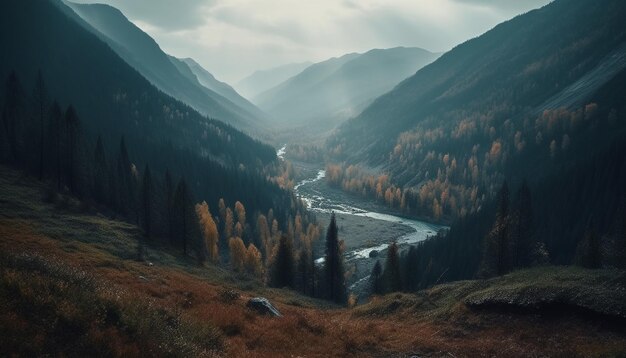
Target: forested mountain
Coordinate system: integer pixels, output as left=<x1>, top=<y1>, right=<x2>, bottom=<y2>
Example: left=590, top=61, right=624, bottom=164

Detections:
left=0, top=0, right=317, bottom=265
left=326, top=0, right=626, bottom=267
left=235, top=61, right=312, bottom=100
left=255, top=48, right=439, bottom=128
left=1, top=0, right=272, bottom=169
left=64, top=1, right=268, bottom=133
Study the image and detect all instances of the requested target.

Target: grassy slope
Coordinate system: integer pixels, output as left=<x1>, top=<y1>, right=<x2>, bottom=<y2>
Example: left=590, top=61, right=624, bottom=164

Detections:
left=1, top=166, right=625, bottom=357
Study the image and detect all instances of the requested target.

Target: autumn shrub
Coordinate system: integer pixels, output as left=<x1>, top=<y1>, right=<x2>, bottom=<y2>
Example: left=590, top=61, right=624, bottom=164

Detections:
left=218, top=288, right=241, bottom=304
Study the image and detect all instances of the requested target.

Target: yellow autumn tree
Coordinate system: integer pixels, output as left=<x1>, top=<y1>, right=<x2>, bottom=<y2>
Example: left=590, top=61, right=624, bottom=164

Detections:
left=229, top=237, right=246, bottom=272
left=271, top=219, right=279, bottom=239
left=294, top=214, right=303, bottom=243
left=234, top=222, right=243, bottom=238
left=234, top=201, right=246, bottom=227
left=195, top=201, right=219, bottom=263
left=218, top=198, right=226, bottom=221
left=224, top=207, right=234, bottom=240
left=267, top=219, right=281, bottom=265
left=257, top=215, right=271, bottom=263
left=305, top=223, right=320, bottom=251
left=245, top=243, right=263, bottom=278
left=267, top=209, right=274, bottom=228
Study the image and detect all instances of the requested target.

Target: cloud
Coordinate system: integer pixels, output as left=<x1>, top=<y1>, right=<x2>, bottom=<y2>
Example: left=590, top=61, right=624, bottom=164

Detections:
left=450, top=0, right=552, bottom=14
left=210, top=5, right=310, bottom=44
left=71, top=0, right=215, bottom=30
left=68, top=0, right=552, bottom=82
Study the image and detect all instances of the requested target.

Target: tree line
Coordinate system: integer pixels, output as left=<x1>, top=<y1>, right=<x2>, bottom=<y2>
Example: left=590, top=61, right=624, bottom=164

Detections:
left=369, top=175, right=626, bottom=296
left=1, top=70, right=350, bottom=304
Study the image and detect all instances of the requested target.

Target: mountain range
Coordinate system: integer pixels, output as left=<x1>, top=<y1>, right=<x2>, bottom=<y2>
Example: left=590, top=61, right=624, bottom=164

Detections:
left=254, top=47, right=440, bottom=130
left=236, top=62, right=313, bottom=100
left=331, top=0, right=626, bottom=165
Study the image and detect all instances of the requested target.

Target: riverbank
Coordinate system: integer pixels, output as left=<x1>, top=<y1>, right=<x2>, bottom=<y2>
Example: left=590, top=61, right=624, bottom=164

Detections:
left=285, top=154, right=445, bottom=299
left=314, top=212, right=414, bottom=254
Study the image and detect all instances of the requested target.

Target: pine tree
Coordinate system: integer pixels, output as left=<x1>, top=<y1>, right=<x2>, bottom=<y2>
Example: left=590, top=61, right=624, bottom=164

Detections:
left=384, top=241, right=402, bottom=293
left=270, top=235, right=295, bottom=288
left=141, top=165, right=154, bottom=240
left=370, top=260, right=383, bottom=295
left=164, top=170, right=174, bottom=244
left=576, top=219, right=602, bottom=269
left=48, top=102, right=63, bottom=191
left=404, top=245, right=420, bottom=291
left=116, top=137, right=139, bottom=221
left=2, top=71, right=24, bottom=163
left=116, top=137, right=133, bottom=217
left=93, top=136, right=107, bottom=203
left=615, top=191, right=626, bottom=269
left=173, top=178, right=195, bottom=255
left=64, top=105, right=81, bottom=195
left=32, top=71, right=48, bottom=180
left=323, top=213, right=346, bottom=303
left=296, top=247, right=315, bottom=296
left=480, top=181, right=511, bottom=277
left=512, top=180, right=534, bottom=268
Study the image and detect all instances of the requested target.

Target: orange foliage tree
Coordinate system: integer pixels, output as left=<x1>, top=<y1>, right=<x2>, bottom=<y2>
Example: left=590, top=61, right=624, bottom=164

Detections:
left=229, top=237, right=246, bottom=272
left=195, top=201, right=219, bottom=263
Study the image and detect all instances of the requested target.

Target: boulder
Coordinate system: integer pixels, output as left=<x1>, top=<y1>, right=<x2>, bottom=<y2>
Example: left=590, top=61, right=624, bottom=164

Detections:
left=369, top=250, right=379, bottom=258
left=246, top=297, right=282, bottom=317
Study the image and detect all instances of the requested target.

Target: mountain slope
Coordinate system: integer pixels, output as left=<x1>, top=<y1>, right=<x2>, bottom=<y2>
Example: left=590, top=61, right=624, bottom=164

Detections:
left=235, top=61, right=312, bottom=99
left=179, top=57, right=267, bottom=121
left=331, top=0, right=626, bottom=163
left=323, top=0, right=626, bottom=264
left=254, top=48, right=439, bottom=129
left=1, top=0, right=273, bottom=168
left=65, top=1, right=267, bottom=133
left=0, top=0, right=309, bottom=231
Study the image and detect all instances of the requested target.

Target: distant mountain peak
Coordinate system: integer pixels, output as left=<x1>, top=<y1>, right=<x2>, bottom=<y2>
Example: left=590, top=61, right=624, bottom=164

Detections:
left=252, top=47, right=440, bottom=134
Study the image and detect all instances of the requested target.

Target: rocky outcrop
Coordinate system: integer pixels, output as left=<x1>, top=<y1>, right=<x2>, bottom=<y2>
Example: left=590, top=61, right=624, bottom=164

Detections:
left=246, top=297, right=282, bottom=317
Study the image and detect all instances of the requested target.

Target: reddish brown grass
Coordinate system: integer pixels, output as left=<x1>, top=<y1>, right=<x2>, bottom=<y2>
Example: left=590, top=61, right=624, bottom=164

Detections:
left=2, top=216, right=626, bottom=357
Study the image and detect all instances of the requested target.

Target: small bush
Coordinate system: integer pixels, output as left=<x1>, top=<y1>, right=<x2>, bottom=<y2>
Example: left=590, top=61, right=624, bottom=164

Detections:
left=218, top=289, right=240, bottom=304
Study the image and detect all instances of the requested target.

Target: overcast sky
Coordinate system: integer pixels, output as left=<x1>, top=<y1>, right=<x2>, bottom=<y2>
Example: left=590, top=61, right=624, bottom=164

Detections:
left=71, top=0, right=551, bottom=83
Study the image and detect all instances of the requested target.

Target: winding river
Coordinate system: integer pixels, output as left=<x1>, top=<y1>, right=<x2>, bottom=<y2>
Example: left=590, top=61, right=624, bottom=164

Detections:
left=278, top=145, right=446, bottom=262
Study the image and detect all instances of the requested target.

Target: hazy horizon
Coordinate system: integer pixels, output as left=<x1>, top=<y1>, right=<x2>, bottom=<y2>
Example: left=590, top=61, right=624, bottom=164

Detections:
left=69, top=0, right=551, bottom=83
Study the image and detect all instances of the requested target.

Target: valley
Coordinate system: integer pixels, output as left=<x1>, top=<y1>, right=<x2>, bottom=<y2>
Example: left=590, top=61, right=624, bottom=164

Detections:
left=2, top=0, right=626, bottom=356
left=280, top=147, right=445, bottom=298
